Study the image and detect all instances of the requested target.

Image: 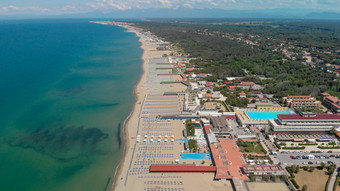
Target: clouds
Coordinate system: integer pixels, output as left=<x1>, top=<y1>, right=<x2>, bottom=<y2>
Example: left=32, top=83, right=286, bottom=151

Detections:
left=87, top=0, right=244, bottom=10
left=88, top=0, right=181, bottom=10
left=86, top=0, right=340, bottom=11
left=0, top=5, right=50, bottom=13
left=0, top=0, right=340, bottom=15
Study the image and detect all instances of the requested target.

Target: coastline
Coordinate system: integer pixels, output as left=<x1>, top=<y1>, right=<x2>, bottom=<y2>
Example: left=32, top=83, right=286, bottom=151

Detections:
left=104, top=22, right=234, bottom=191
left=112, top=25, right=152, bottom=191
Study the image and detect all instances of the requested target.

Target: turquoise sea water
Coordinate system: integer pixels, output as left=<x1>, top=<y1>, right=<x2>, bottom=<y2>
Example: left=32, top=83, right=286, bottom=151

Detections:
left=247, top=112, right=291, bottom=119
left=0, top=19, right=142, bottom=191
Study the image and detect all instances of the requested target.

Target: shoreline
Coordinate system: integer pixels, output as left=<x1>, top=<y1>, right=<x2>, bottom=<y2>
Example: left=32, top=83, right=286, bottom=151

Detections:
left=111, top=25, right=150, bottom=191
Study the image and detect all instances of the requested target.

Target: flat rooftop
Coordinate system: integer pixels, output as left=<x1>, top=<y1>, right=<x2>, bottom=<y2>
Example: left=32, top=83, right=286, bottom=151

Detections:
left=210, top=138, right=248, bottom=180
left=278, top=114, right=340, bottom=120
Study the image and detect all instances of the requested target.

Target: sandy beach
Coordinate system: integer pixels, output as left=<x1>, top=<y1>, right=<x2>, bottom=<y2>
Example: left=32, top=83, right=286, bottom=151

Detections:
left=112, top=26, right=170, bottom=190
left=112, top=25, right=233, bottom=191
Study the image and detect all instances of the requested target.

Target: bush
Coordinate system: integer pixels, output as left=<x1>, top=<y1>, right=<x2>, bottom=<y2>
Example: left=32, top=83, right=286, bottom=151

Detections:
left=291, top=179, right=300, bottom=189
left=302, top=185, right=307, bottom=191
left=188, top=139, right=198, bottom=152
left=318, top=146, right=340, bottom=149
left=282, top=146, right=305, bottom=150
left=286, top=167, right=295, bottom=178
left=299, top=143, right=318, bottom=146
left=274, top=142, right=282, bottom=149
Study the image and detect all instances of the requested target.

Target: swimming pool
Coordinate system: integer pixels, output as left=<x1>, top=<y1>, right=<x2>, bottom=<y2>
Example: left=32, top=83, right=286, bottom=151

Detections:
left=247, top=112, right=291, bottom=119
left=181, top=153, right=212, bottom=159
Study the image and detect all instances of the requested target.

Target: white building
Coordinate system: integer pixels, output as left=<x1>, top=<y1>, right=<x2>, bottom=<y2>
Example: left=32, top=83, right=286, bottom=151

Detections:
left=269, top=112, right=340, bottom=133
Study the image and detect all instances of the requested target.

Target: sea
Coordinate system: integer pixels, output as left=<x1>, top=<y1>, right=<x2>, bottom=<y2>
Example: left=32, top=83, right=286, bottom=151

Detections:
left=0, top=19, right=143, bottom=191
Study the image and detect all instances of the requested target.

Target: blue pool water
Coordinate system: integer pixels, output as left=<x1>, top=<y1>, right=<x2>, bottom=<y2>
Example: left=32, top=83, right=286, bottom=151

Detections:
left=248, top=112, right=291, bottom=119
left=181, top=153, right=212, bottom=159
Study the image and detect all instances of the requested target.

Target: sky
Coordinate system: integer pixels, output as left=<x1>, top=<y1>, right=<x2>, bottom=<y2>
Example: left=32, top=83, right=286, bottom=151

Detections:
left=0, top=0, right=340, bottom=15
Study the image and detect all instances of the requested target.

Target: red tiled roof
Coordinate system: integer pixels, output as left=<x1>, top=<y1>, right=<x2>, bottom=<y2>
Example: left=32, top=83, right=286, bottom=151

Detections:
left=150, top=165, right=216, bottom=172
left=247, top=97, right=268, bottom=100
left=239, top=92, right=246, bottom=95
left=321, top=92, right=331, bottom=96
left=229, top=86, right=237, bottom=91
left=326, top=96, right=339, bottom=103
left=279, top=114, right=340, bottom=120
left=204, top=126, right=211, bottom=134
left=331, top=103, right=340, bottom=109
left=222, top=115, right=237, bottom=119
left=177, top=63, right=184, bottom=67
left=250, top=91, right=262, bottom=94
left=288, top=96, right=311, bottom=98
left=206, top=81, right=214, bottom=87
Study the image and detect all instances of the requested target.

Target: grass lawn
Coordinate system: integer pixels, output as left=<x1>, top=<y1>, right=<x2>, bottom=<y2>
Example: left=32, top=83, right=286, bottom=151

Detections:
left=238, top=140, right=266, bottom=154
left=294, top=169, right=329, bottom=191
left=247, top=182, right=289, bottom=191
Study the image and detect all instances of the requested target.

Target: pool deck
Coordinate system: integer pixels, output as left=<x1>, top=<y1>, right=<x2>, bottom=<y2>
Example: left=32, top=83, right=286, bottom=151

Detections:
left=235, top=107, right=291, bottom=127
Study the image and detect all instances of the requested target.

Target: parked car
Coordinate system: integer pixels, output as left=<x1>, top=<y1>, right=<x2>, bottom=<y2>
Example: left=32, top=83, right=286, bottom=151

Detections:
left=308, top=161, right=313, bottom=164
left=302, top=155, right=309, bottom=159
left=327, top=151, right=333, bottom=153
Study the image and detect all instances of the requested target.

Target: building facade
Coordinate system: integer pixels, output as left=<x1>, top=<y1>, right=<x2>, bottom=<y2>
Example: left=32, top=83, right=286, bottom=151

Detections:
left=283, top=95, right=321, bottom=109
left=321, top=93, right=340, bottom=113
left=269, top=112, right=340, bottom=133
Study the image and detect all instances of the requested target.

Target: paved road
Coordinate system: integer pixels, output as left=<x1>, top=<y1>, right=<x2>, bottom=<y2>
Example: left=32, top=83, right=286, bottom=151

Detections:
left=328, top=170, right=338, bottom=191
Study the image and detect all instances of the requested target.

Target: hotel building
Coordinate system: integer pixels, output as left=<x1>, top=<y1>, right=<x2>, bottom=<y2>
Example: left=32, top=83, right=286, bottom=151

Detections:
left=269, top=112, right=340, bottom=133
left=321, top=93, right=340, bottom=113
left=283, top=95, right=321, bottom=109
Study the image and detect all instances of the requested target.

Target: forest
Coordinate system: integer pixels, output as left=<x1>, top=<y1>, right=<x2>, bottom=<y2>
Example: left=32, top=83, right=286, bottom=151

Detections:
left=134, top=19, right=340, bottom=98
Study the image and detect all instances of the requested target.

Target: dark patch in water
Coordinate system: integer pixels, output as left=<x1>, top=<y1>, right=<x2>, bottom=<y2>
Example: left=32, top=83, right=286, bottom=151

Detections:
left=116, top=123, right=122, bottom=149
left=8, top=125, right=108, bottom=162
left=61, top=164, right=85, bottom=178
left=103, top=177, right=111, bottom=191
left=77, top=103, right=119, bottom=110
left=60, top=86, right=84, bottom=96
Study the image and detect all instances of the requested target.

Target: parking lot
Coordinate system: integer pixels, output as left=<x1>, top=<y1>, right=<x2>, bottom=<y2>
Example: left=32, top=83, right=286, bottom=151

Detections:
left=275, top=133, right=333, bottom=141
left=276, top=151, right=340, bottom=166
